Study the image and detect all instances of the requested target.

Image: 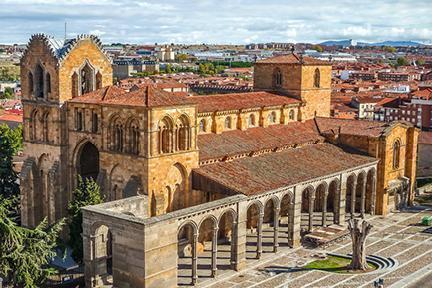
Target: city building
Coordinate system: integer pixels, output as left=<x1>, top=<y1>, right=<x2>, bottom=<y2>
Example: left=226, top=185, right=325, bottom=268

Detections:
left=155, top=45, right=175, bottom=61
left=19, top=34, right=418, bottom=288
left=112, top=59, right=159, bottom=80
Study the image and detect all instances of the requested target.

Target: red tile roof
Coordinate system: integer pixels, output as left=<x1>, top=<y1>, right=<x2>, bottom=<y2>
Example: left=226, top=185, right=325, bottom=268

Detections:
left=194, top=143, right=376, bottom=196
left=315, top=117, right=403, bottom=137
left=191, top=91, right=300, bottom=113
left=70, top=85, right=193, bottom=108
left=419, top=131, right=432, bottom=145
left=257, top=53, right=330, bottom=65
left=198, top=120, right=322, bottom=162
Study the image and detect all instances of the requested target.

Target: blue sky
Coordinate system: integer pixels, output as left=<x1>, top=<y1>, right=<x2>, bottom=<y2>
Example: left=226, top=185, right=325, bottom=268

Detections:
left=1, top=0, right=431, bottom=44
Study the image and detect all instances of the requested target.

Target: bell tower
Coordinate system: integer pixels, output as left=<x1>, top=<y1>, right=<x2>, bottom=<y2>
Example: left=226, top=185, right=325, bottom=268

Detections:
left=19, top=34, right=112, bottom=227
left=253, top=53, right=332, bottom=120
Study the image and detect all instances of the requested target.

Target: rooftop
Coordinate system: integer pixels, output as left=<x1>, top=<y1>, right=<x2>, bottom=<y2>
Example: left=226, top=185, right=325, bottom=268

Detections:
left=257, top=53, right=330, bottom=65
left=194, top=143, right=376, bottom=196
left=198, top=120, right=322, bottom=162
left=70, top=85, right=192, bottom=108
left=191, top=91, right=300, bottom=113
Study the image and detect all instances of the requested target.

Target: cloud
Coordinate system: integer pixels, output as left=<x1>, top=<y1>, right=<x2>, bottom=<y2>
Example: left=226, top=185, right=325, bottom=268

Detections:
left=0, top=0, right=431, bottom=44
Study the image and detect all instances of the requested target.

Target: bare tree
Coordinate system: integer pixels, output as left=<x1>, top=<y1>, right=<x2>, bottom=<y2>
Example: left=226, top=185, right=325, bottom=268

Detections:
left=347, top=218, right=373, bottom=270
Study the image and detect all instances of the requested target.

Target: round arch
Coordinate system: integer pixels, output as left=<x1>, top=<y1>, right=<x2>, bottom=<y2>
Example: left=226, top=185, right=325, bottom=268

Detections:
left=77, top=141, right=100, bottom=180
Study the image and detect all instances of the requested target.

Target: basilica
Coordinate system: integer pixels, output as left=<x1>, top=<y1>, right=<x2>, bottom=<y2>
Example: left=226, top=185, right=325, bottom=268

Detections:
left=19, top=34, right=418, bottom=287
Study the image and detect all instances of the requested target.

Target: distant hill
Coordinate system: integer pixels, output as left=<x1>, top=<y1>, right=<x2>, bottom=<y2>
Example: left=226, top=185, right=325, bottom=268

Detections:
left=320, top=39, right=355, bottom=47
left=320, top=39, right=425, bottom=47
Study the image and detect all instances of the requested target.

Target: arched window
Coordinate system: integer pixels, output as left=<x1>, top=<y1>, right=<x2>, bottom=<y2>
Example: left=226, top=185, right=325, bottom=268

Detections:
left=128, top=119, right=140, bottom=155
left=393, top=140, right=401, bottom=169
left=42, top=112, right=49, bottom=143
left=224, top=116, right=231, bottom=129
left=199, top=119, right=206, bottom=132
left=248, top=114, right=256, bottom=127
left=92, top=111, right=98, bottom=133
left=80, top=62, right=95, bottom=95
left=72, top=72, right=78, bottom=98
left=30, top=109, right=38, bottom=141
left=45, top=72, right=51, bottom=95
left=35, top=64, right=44, bottom=98
left=96, top=71, right=103, bottom=90
left=28, top=71, right=34, bottom=96
left=110, top=118, right=124, bottom=152
left=178, top=115, right=190, bottom=151
left=76, top=109, right=83, bottom=131
left=289, top=110, right=295, bottom=120
left=314, top=68, right=320, bottom=88
left=268, top=111, right=277, bottom=124
left=159, top=116, right=173, bottom=154
left=274, top=68, right=282, bottom=87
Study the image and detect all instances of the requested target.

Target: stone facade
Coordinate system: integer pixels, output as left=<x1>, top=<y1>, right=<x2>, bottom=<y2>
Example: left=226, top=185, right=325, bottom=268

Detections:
left=18, top=34, right=419, bottom=288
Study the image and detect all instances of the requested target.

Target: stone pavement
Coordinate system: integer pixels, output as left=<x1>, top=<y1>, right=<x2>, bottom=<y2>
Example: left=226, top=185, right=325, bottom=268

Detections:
left=184, top=207, right=432, bottom=288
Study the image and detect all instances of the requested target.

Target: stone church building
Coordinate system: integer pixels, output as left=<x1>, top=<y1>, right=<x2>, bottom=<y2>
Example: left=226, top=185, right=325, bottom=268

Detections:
left=19, top=34, right=418, bottom=287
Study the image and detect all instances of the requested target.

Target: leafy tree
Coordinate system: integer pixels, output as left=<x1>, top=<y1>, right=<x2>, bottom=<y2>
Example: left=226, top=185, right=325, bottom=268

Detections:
left=383, top=46, right=397, bottom=53
left=68, top=176, right=104, bottom=263
left=176, top=53, right=189, bottom=62
left=165, top=64, right=173, bottom=74
left=417, top=59, right=425, bottom=66
left=312, top=44, right=324, bottom=52
left=396, top=56, right=410, bottom=67
left=1, top=87, right=14, bottom=99
left=0, top=124, right=22, bottom=199
left=0, top=196, right=65, bottom=287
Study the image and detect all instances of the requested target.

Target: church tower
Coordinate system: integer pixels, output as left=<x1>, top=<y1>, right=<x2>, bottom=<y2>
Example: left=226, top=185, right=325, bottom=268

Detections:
left=253, top=53, right=332, bottom=120
left=20, top=34, right=112, bottom=227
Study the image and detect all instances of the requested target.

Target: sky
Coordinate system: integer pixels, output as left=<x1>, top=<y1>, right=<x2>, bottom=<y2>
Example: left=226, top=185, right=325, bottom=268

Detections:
left=1, top=0, right=431, bottom=45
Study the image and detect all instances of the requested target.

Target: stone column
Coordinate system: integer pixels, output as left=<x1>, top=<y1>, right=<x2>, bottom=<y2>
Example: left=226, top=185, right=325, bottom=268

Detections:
left=83, top=234, right=96, bottom=287
left=338, top=176, right=347, bottom=225
left=273, top=207, right=280, bottom=253
left=370, top=173, right=377, bottom=215
left=351, top=177, right=358, bottom=217
left=360, top=176, right=367, bottom=218
left=308, top=194, right=315, bottom=232
left=257, top=212, right=264, bottom=259
left=322, top=187, right=329, bottom=227
left=232, top=202, right=247, bottom=271
left=192, top=232, right=198, bottom=285
left=291, top=188, right=302, bottom=247
left=211, top=227, right=218, bottom=277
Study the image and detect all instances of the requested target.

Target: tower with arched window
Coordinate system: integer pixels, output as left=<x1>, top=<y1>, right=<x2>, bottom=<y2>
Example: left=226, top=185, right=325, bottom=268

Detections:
left=19, top=34, right=113, bottom=228
left=253, top=53, right=331, bottom=120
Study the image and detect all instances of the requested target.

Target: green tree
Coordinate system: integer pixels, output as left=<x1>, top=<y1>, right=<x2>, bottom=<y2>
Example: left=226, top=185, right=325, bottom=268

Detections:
left=0, top=197, right=65, bottom=287
left=0, top=124, right=22, bottom=199
left=396, top=57, right=409, bottom=67
left=312, top=45, right=324, bottom=53
left=68, top=176, right=104, bottom=263
left=165, top=64, right=173, bottom=74
left=1, top=87, right=14, bottom=99
left=417, top=59, right=425, bottom=66
left=176, top=53, right=189, bottom=62
left=383, top=46, right=397, bottom=53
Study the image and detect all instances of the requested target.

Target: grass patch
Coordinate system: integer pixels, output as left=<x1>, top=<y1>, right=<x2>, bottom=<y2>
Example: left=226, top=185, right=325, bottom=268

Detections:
left=304, top=255, right=377, bottom=273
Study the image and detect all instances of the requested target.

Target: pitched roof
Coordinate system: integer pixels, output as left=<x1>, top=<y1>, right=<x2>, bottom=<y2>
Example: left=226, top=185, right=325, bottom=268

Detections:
left=69, top=85, right=193, bottom=108
left=194, top=143, right=376, bottom=196
left=190, top=91, right=300, bottom=113
left=257, top=53, right=330, bottom=65
left=315, top=117, right=410, bottom=138
left=23, top=34, right=108, bottom=64
left=198, top=120, right=322, bottom=162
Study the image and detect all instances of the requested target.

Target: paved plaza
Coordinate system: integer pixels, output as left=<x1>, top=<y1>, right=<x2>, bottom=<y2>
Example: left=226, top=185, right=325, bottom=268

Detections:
left=179, top=206, right=432, bottom=288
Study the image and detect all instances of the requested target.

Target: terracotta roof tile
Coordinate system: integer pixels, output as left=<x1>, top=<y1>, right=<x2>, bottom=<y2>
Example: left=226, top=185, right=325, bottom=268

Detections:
left=194, top=143, right=376, bottom=196
left=198, top=120, right=322, bottom=161
left=70, top=85, right=193, bottom=108
left=257, top=53, right=330, bottom=65
left=191, top=91, right=301, bottom=113
left=315, top=117, right=394, bottom=137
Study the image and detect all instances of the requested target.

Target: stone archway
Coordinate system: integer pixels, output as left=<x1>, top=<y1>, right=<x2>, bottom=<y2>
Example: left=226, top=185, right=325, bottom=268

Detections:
left=78, top=141, right=100, bottom=181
